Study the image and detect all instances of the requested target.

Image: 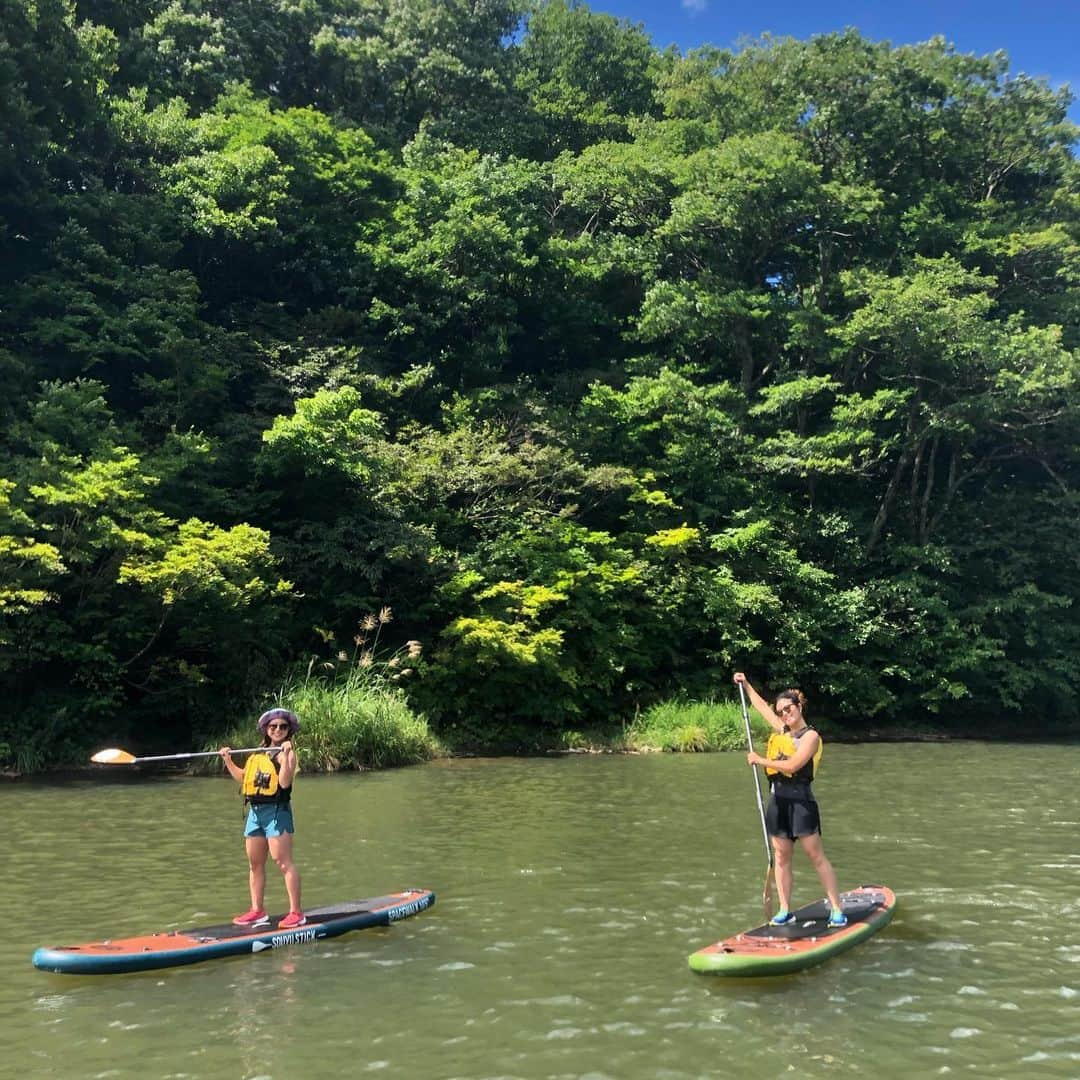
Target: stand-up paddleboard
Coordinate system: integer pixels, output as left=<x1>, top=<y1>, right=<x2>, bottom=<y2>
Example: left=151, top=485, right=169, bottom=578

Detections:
left=689, top=884, right=895, bottom=976
left=32, top=889, right=435, bottom=975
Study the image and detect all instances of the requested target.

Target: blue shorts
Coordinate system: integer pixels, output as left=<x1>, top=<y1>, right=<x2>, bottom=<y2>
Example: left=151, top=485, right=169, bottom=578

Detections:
left=243, top=803, right=295, bottom=838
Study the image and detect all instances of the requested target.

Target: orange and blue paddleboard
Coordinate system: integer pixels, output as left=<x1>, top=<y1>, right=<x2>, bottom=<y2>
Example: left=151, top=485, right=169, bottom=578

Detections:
left=32, top=889, right=435, bottom=975
left=689, top=884, right=895, bottom=976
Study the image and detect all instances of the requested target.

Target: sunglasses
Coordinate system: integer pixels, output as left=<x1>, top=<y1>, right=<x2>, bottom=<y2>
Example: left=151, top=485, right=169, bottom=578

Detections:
left=776, top=703, right=797, bottom=716
left=266, top=722, right=291, bottom=732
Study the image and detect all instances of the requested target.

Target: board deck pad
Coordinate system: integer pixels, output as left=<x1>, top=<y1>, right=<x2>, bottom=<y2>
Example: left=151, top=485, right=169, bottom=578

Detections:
left=688, top=885, right=895, bottom=977
left=32, top=888, right=435, bottom=975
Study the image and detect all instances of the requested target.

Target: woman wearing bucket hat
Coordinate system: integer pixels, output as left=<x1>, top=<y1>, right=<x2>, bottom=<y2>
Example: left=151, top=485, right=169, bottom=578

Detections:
left=219, top=708, right=305, bottom=929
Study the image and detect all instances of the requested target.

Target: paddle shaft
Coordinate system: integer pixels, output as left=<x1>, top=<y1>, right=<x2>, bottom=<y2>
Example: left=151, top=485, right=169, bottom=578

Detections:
left=119, top=746, right=280, bottom=764
left=738, top=681, right=775, bottom=916
left=738, top=683, right=772, bottom=862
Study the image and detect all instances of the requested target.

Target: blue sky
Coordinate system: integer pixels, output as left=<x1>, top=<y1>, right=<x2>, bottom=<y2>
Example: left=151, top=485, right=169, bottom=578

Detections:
left=593, top=0, right=1080, bottom=125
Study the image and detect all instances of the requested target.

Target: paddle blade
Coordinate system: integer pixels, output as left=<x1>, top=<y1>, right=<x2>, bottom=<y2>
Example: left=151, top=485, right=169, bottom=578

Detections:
left=763, top=866, right=775, bottom=921
left=90, top=748, right=137, bottom=765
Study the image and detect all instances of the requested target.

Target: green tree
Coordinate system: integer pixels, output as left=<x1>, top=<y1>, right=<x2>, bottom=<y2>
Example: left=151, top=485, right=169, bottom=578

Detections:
left=0, top=381, right=289, bottom=767
left=515, top=0, right=660, bottom=154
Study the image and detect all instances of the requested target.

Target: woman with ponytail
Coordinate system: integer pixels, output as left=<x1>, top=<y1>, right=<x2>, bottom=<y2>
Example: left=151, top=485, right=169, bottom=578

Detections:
left=734, top=673, right=847, bottom=928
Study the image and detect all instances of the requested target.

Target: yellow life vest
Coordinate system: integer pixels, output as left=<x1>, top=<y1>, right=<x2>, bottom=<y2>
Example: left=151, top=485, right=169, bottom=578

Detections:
left=241, top=752, right=289, bottom=804
left=765, top=725, right=823, bottom=783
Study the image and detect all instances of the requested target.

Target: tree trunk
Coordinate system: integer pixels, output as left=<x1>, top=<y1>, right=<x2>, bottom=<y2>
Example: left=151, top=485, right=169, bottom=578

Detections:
left=867, top=397, right=920, bottom=557
left=736, top=318, right=754, bottom=395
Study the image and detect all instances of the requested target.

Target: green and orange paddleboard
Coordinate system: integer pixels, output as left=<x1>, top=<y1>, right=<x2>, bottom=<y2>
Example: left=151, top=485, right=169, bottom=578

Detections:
left=32, top=889, right=434, bottom=975
left=689, top=884, right=896, bottom=976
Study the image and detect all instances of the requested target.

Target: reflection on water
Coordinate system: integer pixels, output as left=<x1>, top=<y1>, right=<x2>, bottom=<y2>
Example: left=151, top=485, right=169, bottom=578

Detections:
left=5, top=744, right=1080, bottom=1078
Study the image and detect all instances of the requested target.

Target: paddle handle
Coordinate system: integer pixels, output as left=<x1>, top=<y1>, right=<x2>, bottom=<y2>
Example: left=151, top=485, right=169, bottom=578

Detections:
left=738, top=681, right=773, bottom=868
left=133, top=746, right=281, bottom=764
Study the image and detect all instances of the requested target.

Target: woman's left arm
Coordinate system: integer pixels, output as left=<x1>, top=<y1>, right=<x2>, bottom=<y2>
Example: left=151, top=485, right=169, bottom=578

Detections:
left=748, top=730, right=819, bottom=773
left=277, top=742, right=298, bottom=787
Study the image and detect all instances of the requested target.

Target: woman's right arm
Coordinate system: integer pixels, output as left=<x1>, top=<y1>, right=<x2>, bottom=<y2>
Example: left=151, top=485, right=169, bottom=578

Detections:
left=219, top=748, right=244, bottom=784
left=733, top=673, right=784, bottom=733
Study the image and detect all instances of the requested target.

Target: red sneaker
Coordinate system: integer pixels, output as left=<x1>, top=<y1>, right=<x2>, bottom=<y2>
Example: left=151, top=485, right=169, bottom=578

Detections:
left=278, top=911, right=306, bottom=929
left=232, top=909, right=268, bottom=927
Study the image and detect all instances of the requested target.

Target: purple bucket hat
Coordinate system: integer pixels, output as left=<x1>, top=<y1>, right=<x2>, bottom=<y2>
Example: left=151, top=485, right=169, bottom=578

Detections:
left=257, top=708, right=301, bottom=735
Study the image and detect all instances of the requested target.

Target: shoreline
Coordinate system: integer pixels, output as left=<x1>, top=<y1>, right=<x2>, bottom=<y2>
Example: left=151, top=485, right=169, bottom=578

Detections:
left=7, top=728, right=1078, bottom=780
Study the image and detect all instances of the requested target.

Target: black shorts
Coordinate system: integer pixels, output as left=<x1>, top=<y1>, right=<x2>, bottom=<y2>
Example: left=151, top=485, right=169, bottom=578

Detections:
left=765, top=794, right=821, bottom=840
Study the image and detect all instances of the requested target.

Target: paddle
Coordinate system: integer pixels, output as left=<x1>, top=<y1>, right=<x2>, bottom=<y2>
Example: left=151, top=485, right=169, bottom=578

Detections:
left=738, top=680, right=775, bottom=920
left=91, top=746, right=281, bottom=765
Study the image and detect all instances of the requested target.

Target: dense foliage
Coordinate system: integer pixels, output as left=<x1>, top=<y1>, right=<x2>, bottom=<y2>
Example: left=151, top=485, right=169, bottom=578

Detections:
left=2, top=0, right=1078, bottom=770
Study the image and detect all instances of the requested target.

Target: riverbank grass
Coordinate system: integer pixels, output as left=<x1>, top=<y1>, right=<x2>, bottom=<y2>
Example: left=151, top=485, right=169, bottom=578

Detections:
left=626, top=698, right=770, bottom=752
left=213, top=670, right=441, bottom=772
left=211, top=611, right=442, bottom=772
left=282, top=669, right=442, bottom=770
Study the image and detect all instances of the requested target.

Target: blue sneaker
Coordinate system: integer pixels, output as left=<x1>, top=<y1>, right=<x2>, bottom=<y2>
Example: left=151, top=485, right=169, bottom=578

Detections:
left=770, top=910, right=794, bottom=926
left=827, top=910, right=848, bottom=928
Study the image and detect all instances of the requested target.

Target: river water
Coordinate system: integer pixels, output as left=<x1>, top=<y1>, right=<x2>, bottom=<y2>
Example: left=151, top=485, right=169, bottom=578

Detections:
left=5, top=744, right=1080, bottom=1079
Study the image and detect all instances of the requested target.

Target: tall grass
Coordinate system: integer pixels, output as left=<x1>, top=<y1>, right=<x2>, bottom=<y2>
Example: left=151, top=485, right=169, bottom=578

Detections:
left=279, top=666, right=440, bottom=770
left=210, top=608, right=442, bottom=772
left=626, top=697, right=770, bottom=752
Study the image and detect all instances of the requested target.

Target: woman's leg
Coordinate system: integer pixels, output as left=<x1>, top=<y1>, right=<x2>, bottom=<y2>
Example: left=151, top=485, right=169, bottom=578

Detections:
left=268, top=832, right=302, bottom=913
left=797, top=832, right=841, bottom=910
left=771, top=836, right=794, bottom=912
left=245, top=836, right=269, bottom=911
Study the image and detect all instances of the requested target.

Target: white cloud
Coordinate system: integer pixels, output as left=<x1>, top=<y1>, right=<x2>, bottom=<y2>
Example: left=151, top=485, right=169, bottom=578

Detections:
left=682, top=0, right=707, bottom=13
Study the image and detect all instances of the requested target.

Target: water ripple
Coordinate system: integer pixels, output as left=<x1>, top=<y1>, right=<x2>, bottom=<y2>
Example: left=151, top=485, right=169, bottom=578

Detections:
left=8, top=745, right=1080, bottom=1078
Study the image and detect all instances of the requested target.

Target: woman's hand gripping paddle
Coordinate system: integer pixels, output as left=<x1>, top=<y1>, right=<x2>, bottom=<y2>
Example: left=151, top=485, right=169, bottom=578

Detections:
left=738, top=681, right=775, bottom=920
left=91, top=746, right=281, bottom=765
